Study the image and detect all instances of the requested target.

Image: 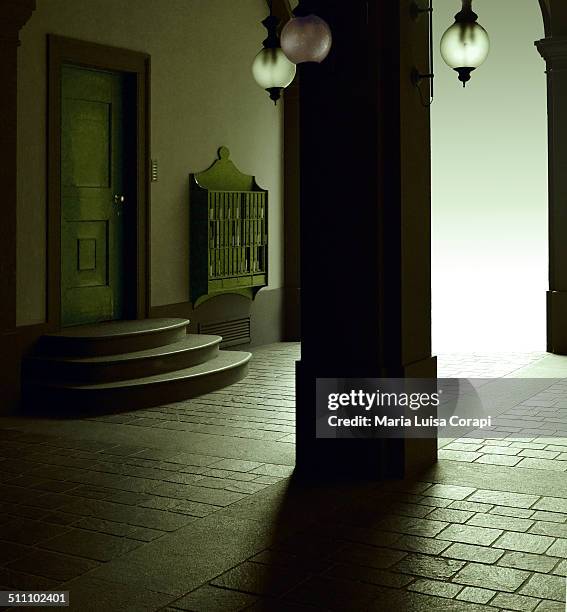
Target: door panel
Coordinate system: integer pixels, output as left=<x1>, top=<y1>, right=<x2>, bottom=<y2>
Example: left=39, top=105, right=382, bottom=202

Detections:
left=62, top=99, right=111, bottom=188
left=61, top=65, right=125, bottom=326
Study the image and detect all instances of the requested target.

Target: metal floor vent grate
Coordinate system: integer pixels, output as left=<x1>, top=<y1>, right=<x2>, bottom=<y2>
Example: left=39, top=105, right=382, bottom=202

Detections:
left=199, top=317, right=251, bottom=348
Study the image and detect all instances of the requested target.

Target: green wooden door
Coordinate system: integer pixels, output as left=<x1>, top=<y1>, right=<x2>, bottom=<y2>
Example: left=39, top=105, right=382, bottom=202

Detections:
left=61, top=65, right=126, bottom=326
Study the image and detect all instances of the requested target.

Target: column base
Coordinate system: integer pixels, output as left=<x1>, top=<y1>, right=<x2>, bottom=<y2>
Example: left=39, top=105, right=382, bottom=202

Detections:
left=547, top=291, right=567, bottom=355
left=284, top=287, right=301, bottom=341
left=0, top=330, right=20, bottom=415
left=294, top=357, right=438, bottom=481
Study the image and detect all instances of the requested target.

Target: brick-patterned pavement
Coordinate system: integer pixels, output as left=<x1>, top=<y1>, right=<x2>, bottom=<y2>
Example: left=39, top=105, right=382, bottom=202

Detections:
left=0, top=343, right=565, bottom=611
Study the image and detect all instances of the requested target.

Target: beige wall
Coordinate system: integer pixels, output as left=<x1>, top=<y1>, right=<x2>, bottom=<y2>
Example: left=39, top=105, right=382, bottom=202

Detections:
left=17, top=0, right=284, bottom=325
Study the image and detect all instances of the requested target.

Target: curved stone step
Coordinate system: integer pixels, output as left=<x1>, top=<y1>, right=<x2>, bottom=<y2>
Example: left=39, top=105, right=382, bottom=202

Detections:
left=24, top=335, right=221, bottom=384
left=23, top=351, right=251, bottom=413
left=37, top=318, right=190, bottom=357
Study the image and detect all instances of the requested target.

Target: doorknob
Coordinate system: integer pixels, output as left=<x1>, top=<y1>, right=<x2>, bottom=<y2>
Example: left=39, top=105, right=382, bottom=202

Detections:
left=113, top=194, right=126, bottom=217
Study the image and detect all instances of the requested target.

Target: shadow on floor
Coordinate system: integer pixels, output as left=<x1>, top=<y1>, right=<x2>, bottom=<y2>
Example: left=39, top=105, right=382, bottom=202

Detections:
left=175, top=470, right=492, bottom=612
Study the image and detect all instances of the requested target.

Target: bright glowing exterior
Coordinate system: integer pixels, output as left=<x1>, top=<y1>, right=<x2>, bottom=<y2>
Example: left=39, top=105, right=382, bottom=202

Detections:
left=281, top=15, right=333, bottom=64
left=440, top=21, right=490, bottom=70
left=252, top=47, right=296, bottom=90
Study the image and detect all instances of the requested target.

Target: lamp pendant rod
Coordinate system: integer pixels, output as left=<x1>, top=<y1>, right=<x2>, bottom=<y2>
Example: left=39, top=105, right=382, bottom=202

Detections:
left=456, top=0, right=478, bottom=23
left=261, top=1, right=280, bottom=50
left=429, top=0, right=434, bottom=100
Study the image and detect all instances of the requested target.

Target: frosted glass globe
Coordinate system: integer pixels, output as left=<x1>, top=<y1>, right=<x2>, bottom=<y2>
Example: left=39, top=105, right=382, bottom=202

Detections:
left=281, top=15, right=333, bottom=64
left=440, top=21, right=490, bottom=70
left=252, top=47, right=296, bottom=90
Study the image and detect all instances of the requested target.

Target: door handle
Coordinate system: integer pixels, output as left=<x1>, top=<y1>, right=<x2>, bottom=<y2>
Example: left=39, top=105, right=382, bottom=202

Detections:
left=113, top=194, right=126, bottom=217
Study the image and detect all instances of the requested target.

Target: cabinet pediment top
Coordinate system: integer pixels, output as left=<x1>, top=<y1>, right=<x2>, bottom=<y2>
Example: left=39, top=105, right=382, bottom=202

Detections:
left=193, top=146, right=262, bottom=192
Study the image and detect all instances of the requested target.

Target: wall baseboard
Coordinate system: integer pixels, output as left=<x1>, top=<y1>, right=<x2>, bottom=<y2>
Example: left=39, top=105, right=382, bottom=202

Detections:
left=150, top=287, right=286, bottom=348
left=0, top=323, right=49, bottom=414
left=149, top=301, right=193, bottom=321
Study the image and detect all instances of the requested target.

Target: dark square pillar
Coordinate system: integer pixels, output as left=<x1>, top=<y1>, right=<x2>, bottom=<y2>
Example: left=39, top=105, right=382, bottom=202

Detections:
left=295, top=0, right=437, bottom=479
left=0, top=0, right=36, bottom=407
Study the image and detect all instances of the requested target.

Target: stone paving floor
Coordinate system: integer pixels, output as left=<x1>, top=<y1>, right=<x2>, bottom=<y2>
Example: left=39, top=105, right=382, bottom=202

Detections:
left=438, top=352, right=567, bottom=472
left=0, top=344, right=566, bottom=611
left=437, top=352, right=547, bottom=379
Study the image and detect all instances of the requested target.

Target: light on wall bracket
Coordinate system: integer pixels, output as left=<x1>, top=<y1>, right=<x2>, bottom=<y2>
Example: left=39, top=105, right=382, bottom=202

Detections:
left=411, top=0, right=435, bottom=106
left=410, top=1, right=433, bottom=22
left=411, top=68, right=434, bottom=87
left=410, top=0, right=490, bottom=103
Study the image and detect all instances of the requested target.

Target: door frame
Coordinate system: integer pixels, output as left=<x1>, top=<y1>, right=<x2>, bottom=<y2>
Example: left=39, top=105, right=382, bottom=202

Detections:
left=47, top=35, right=151, bottom=328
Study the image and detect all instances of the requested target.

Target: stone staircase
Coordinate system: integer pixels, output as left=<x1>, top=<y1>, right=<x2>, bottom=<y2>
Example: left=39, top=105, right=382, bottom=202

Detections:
left=22, top=318, right=251, bottom=412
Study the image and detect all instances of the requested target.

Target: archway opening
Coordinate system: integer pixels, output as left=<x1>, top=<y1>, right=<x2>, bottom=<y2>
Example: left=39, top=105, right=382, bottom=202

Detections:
left=432, top=0, right=548, bottom=357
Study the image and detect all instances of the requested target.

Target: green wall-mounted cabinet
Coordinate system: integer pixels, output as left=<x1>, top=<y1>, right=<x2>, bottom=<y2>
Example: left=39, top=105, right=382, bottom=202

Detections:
left=190, top=147, right=268, bottom=307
